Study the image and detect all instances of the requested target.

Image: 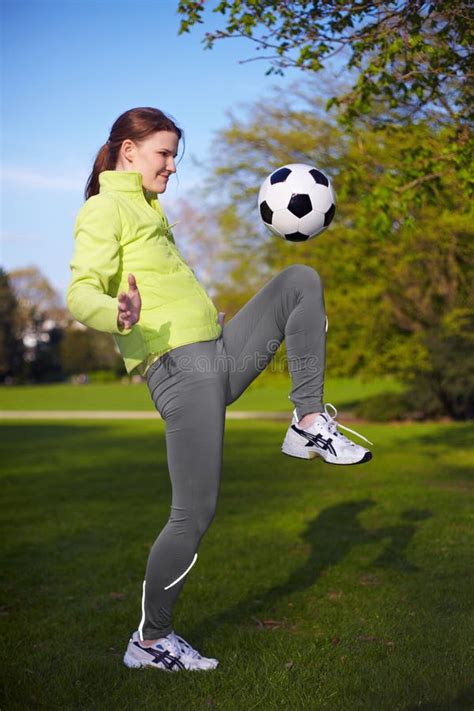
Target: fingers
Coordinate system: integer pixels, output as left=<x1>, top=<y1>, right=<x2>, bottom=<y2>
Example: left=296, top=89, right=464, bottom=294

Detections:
left=118, top=294, right=132, bottom=321
left=118, top=276, right=141, bottom=331
left=118, top=310, right=134, bottom=329
left=128, top=275, right=141, bottom=298
left=119, top=311, right=132, bottom=324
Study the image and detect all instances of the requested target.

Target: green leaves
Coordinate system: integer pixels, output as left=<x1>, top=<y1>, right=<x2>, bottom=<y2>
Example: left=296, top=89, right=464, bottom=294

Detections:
left=176, top=0, right=472, bottom=391
left=180, top=81, right=472, bottom=382
left=177, top=0, right=205, bottom=34
left=177, top=1, right=472, bottom=142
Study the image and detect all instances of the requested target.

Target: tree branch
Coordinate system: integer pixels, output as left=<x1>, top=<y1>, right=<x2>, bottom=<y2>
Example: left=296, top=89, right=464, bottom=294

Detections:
left=395, top=172, right=444, bottom=193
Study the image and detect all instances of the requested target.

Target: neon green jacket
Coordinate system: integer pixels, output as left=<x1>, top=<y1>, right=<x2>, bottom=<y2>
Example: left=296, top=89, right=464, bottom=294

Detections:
left=66, top=170, right=221, bottom=375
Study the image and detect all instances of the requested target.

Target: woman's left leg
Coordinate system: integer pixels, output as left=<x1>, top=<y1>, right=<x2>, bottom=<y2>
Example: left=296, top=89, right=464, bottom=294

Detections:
left=221, top=263, right=373, bottom=465
left=222, top=264, right=326, bottom=419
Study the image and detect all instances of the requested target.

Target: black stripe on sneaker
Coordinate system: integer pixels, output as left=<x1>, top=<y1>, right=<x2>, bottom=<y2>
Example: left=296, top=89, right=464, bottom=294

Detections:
left=133, top=641, right=186, bottom=670
left=291, top=425, right=338, bottom=456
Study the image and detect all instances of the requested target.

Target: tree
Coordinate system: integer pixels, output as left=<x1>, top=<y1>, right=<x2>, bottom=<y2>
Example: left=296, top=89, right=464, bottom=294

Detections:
left=178, top=0, right=472, bottom=203
left=165, top=198, right=234, bottom=299
left=59, top=327, right=124, bottom=376
left=7, top=266, right=69, bottom=382
left=178, top=1, right=472, bottom=123
left=180, top=84, right=473, bottom=415
left=0, top=268, right=24, bottom=381
left=8, top=266, right=66, bottom=333
left=177, top=0, right=473, bottom=417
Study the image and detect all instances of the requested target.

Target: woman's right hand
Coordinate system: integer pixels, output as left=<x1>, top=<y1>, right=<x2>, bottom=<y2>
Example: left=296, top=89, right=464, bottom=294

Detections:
left=117, top=273, right=141, bottom=330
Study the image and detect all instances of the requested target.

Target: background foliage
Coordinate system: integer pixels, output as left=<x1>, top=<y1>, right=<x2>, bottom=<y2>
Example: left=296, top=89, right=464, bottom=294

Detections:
left=175, top=0, right=473, bottom=419
left=168, top=81, right=473, bottom=418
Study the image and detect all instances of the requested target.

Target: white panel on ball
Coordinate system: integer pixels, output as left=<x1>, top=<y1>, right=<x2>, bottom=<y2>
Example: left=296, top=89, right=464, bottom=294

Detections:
left=285, top=164, right=321, bottom=194
left=308, top=183, right=334, bottom=213
left=262, top=182, right=294, bottom=212
left=298, top=209, right=326, bottom=237
left=272, top=208, right=300, bottom=236
left=266, top=223, right=282, bottom=238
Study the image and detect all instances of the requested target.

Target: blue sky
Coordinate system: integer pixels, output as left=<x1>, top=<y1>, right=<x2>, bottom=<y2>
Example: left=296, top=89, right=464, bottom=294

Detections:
left=1, top=0, right=306, bottom=301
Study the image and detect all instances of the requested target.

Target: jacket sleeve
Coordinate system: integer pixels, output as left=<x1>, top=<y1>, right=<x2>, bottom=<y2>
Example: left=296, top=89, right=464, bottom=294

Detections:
left=66, top=195, right=132, bottom=335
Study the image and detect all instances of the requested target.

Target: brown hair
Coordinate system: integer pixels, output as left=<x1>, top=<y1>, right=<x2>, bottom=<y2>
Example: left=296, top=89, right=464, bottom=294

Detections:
left=84, top=107, right=183, bottom=201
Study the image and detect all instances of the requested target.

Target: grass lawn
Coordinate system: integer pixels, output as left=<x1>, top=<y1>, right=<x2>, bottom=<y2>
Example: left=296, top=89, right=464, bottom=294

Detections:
left=0, top=375, right=403, bottom=412
left=1, top=417, right=473, bottom=710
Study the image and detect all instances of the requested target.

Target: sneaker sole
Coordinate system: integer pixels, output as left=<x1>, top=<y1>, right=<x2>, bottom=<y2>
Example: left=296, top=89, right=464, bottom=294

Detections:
left=123, top=651, right=219, bottom=671
left=281, top=447, right=373, bottom=465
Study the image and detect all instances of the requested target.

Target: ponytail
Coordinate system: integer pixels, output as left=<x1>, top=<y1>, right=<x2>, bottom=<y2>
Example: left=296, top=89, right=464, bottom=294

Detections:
left=83, top=142, right=117, bottom=201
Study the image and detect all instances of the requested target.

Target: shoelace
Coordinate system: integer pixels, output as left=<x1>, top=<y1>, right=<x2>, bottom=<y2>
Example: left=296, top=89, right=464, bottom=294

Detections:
left=320, top=402, right=373, bottom=447
left=168, top=631, right=202, bottom=659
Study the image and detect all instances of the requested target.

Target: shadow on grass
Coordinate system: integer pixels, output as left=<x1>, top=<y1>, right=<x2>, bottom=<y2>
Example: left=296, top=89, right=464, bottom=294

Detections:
left=392, top=423, right=474, bottom=451
left=403, top=682, right=474, bottom=711
left=189, top=500, right=432, bottom=638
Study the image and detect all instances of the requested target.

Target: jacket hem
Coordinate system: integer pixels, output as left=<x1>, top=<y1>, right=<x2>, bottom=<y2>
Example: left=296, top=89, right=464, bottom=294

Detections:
left=122, top=324, right=222, bottom=376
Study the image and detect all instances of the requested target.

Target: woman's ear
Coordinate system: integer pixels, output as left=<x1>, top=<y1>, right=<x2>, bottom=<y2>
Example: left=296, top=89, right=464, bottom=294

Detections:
left=121, top=139, right=135, bottom=164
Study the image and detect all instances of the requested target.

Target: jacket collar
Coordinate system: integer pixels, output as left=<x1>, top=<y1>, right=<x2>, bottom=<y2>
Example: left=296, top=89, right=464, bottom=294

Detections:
left=98, top=170, right=158, bottom=200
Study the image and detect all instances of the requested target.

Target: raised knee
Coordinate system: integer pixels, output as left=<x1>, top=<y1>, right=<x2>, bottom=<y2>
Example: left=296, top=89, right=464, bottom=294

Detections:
left=281, top=264, right=322, bottom=288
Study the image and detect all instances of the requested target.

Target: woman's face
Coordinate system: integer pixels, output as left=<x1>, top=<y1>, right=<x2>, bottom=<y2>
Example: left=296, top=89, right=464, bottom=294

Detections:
left=117, top=130, right=179, bottom=194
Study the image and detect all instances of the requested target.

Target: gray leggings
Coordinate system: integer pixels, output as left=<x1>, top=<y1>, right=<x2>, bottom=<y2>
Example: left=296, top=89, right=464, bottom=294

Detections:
left=139, top=264, right=326, bottom=639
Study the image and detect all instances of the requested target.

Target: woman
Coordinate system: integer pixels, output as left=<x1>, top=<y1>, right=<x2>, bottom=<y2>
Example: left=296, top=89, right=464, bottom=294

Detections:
left=66, top=106, right=373, bottom=673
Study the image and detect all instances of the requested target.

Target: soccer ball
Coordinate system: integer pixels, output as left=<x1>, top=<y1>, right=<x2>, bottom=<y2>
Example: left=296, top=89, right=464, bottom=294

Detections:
left=258, top=163, right=336, bottom=242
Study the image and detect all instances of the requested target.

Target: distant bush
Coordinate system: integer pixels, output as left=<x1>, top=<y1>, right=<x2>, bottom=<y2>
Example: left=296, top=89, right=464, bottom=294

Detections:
left=60, top=328, right=123, bottom=375
left=355, top=324, right=474, bottom=421
left=354, top=392, right=411, bottom=421
left=406, top=326, right=474, bottom=421
left=86, top=369, right=120, bottom=383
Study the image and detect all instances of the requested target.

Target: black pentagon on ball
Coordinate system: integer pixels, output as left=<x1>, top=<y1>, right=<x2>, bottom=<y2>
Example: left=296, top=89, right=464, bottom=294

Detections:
left=309, top=168, right=329, bottom=187
left=270, top=167, right=291, bottom=184
left=260, top=200, right=274, bottom=224
left=324, top=203, right=336, bottom=226
left=288, top=193, right=312, bottom=218
left=285, top=232, right=309, bottom=242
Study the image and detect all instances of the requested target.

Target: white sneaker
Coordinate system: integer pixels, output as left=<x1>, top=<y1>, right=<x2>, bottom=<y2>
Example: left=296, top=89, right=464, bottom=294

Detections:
left=281, top=402, right=373, bottom=465
left=123, top=630, right=219, bottom=671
